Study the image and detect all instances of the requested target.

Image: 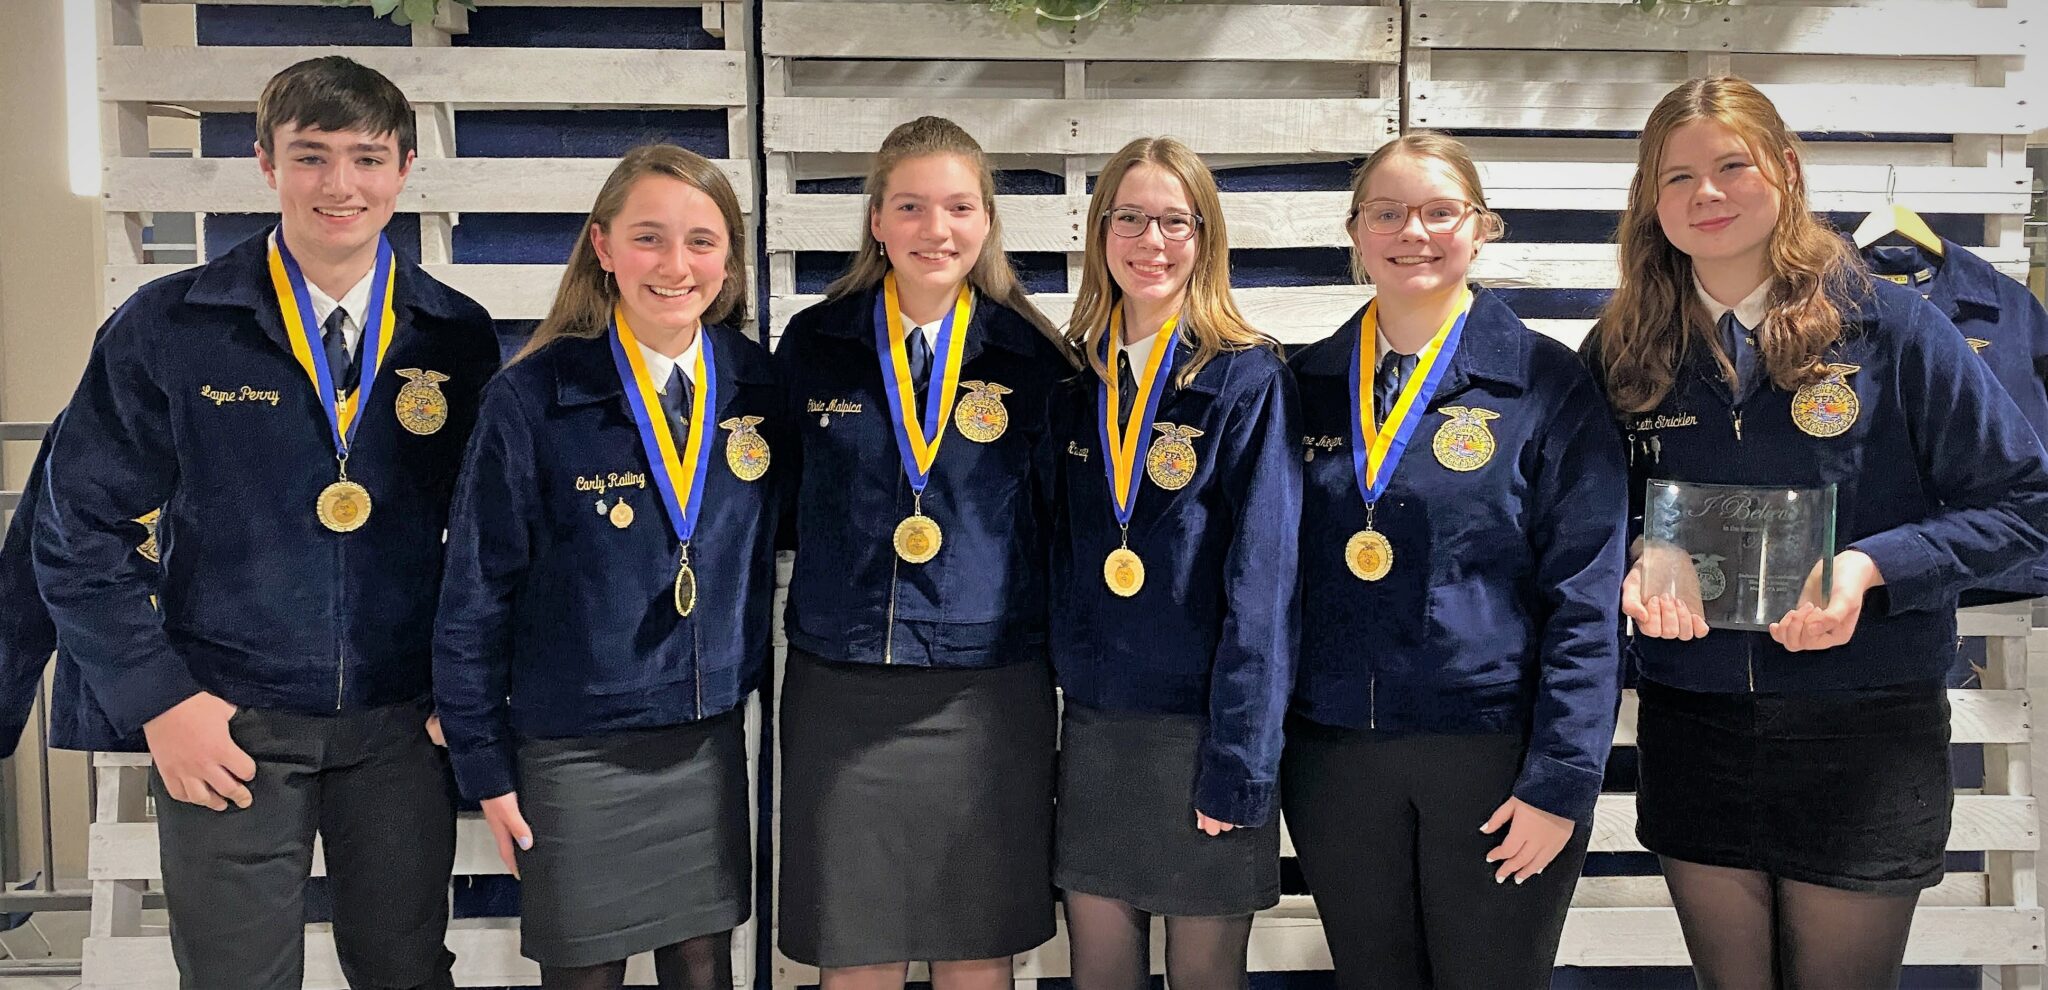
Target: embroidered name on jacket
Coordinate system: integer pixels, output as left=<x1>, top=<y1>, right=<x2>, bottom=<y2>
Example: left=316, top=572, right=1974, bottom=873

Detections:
left=199, top=385, right=283, bottom=407
left=1630, top=413, right=1699, bottom=431
left=806, top=398, right=864, bottom=415
left=575, top=471, right=650, bottom=494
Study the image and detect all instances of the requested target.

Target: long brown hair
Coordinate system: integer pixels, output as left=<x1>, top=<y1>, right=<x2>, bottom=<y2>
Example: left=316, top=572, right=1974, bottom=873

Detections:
left=1344, top=131, right=1505, bottom=285
left=824, top=116, right=1067, bottom=358
left=1592, top=77, right=1863, bottom=413
left=1066, top=136, right=1277, bottom=386
left=517, top=144, right=749, bottom=362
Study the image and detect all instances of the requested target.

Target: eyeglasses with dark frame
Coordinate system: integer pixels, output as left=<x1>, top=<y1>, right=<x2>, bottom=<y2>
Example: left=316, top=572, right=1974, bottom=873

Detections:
left=1101, top=208, right=1203, bottom=242
left=1352, top=199, right=1478, bottom=235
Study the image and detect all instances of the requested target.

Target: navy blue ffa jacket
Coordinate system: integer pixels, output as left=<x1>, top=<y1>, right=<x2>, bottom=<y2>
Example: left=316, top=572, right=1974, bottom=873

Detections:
left=1865, top=240, right=2048, bottom=603
left=1585, top=276, right=2048, bottom=693
left=774, top=289, right=1069, bottom=669
left=1049, top=339, right=1302, bottom=828
left=1289, top=290, right=1627, bottom=824
left=31, top=229, right=498, bottom=737
left=433, top=327, right=786, bottom=802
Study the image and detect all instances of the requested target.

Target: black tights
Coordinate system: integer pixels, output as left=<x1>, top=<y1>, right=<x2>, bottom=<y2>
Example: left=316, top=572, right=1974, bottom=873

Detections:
left=1063, top=891, right=1252, bottom=990
left=539, top=931, right=733, bottom=990
left=1661, top=857, right=1920, bottom=990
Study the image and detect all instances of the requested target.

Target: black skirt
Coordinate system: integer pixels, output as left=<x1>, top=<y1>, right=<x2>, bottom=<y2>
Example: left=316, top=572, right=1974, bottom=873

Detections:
left=1634, top=678, right=1952, bottom=894
left=1054, top=703, right=1281, bottom=917
left=777, top=649, right=1058, bottom=967
left=514, top=709, right=752, bottom=967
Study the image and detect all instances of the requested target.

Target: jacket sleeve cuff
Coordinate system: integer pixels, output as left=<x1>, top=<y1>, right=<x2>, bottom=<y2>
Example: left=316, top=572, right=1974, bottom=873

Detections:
left=1849, top=528, right=1949, bottom=613
left=449, top=740, right=518, bottom=804
left=1194, top=756, right=1276, bottom=829
left=1511, top=752, right=1605, bottom=825
left=101, top=658, right=205, bottom=738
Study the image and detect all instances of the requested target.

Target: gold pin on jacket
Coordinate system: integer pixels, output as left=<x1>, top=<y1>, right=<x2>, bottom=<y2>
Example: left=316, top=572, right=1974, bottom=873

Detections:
left=393, top=369, right=451, bottom=436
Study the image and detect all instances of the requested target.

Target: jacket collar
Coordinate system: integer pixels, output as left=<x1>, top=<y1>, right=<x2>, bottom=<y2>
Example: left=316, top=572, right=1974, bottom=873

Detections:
left=182, top=226, right=475, bottom=356
left=1864, top=238, right=2005, bottom=318
left=813, top=284, right=1048, bottom=367
left=1294, top=287, right=1530, bottom=398
left=554, top=324, right=773, bottom=423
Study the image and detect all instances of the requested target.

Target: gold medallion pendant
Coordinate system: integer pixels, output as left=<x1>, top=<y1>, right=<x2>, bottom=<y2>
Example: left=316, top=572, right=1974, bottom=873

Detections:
left=1104, top=546, right=1146, bottom=597
left=317, top=480, right=373, bottom=533
left=720, top=416, right=772, bottom=481
left=674, top=559, right=697, bottom=617
left=608, top=498, right=635, bottom=529
left=1432, top=406, right=1500, bottom=472
left=1345, top=529, right=1393, bottom=582
left=393, top=369, right=452, bottom=436
left=1790, top=363, right=1862, bottom=438
left=893, top=513, right=943, bottom=564
left=1145, top=423, right=1205, bottom=491
left=953, top=381, right=1012, bottom=443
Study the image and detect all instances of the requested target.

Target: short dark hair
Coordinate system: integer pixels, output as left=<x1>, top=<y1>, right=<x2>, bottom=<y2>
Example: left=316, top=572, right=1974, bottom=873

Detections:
left=256, top=56, right=416, bottom=161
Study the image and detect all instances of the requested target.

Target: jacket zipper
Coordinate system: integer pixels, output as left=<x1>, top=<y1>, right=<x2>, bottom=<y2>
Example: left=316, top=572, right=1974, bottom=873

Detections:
left=1368, top=676, right=1376, bottom=729
left=1728, top=412, right=1754, bottom=691
left=693, top=608, right=705, bottom=720
left=334, top=506, right=347, bottom=710
left=883, top=554, right=901, bottom=663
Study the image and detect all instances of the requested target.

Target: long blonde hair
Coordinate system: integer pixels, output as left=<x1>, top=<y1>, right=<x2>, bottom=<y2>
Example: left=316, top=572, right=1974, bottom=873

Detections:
left=1066, top=136, right=1277, bottom=386
left=824, top=116, right=1066, bottom=357
left=1591, top=77, right=1864, bottom=413
left=1344, top=131, right=1505, bottom=285
left=518, top=145, right=749, bottom=362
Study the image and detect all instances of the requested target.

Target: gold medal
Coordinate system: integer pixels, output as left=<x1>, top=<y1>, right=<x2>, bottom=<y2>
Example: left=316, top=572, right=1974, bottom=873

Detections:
left=953, top=380, right=1012, bottom=443
left=1790, top=363, right=1861, bottom=438
left=1432, top=406, right=1499, bottom=472
left=393, top=369, right=451, bottom=436
left=674, top=558, right=697, bottom=617
left=608, top=498, right=635, bottom=529
left=1145, top=423, right=1204, bottom=491
left=894, top=513, right=943, bottom=564
left=720, top=416, right=772, bottom=481
left=317, top=479, right=372, bottom=533
left=1345, top=529, right=1392, bottom=582
left=1104, top=546, right=1146, bottom=597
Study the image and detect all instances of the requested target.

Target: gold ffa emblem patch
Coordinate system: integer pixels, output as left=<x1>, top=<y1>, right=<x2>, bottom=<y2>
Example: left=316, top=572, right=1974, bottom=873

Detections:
left=393, top=369, right=451, bottom=436
left=1146, top=423, right=1204, bottom=491
left=953, top=381, right=1011, bottom=443
left=720, top=416, right=772, bottom=482
left=1790, top=364, right=1861, bottom=438
left=1967, top=338, right=1991, bottom=355
left=1432, top=406, right=1500, bottom=471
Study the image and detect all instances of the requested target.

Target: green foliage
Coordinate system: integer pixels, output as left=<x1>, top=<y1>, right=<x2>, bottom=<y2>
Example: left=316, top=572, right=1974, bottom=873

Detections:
left=319, top=0, right=479, bottom=27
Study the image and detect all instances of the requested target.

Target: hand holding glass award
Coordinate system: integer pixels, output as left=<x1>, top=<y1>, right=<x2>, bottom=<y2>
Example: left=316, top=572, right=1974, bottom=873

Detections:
left=1640, top=480, right=1838, bottom=632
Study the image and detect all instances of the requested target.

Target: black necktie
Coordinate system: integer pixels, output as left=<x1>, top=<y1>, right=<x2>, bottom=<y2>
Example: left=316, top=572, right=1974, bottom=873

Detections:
left=905, top=325, right=933, bottom=393
left=661, top=365, right=693, bottom=434
left=1375, top=351, right=1419, bottom=421
left=322, top=307, right=357, bottom=400
left=1116, top=350, right=1139, bottom=423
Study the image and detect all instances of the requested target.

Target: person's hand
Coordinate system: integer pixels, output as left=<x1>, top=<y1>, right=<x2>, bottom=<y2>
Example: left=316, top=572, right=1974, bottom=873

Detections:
left=1481, top=797, right=1575, bottom=884
left=1195, top=811, right=1237, bottom=837
left=480, top=792, right=534, bottom=878
left=1770, top=550, right=1883, bottom=652
left=143, top=692, right=256, bottom=812
left=1622, top=540, right=1710, bottom=640
left=425, top=714, right=445, bottom=747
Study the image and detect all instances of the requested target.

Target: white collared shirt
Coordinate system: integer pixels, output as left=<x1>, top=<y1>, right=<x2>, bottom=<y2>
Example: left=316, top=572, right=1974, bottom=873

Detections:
left=1694, top=275, right=1774, bottom=331
left=278, top=227, right=376, bottom=354
left=642, top=329, right=703, bottom=396
left=1117, top=325, right=1163, bottom=376
left=902, top=315, right=947, bottom=351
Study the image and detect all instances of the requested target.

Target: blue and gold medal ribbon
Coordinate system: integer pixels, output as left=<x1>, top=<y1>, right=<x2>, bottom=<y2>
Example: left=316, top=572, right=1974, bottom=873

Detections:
left=267, top=230, right=397, bottom=457
left=1349, top=288, right=1473, bottom=507
left=608, top=308, right=717, bottom=548
left=871, top=272, right=972, bottom=495
left=1097, top=308, right=1180, bottom=528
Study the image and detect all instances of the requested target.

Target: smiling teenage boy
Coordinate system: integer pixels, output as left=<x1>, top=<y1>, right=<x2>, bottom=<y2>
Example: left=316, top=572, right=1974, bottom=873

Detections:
left=32, top=56, right=498, bottom=989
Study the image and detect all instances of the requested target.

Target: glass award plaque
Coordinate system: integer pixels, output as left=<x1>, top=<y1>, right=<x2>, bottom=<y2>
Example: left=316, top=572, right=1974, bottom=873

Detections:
left=1641, top=479, right=1838, bottom=631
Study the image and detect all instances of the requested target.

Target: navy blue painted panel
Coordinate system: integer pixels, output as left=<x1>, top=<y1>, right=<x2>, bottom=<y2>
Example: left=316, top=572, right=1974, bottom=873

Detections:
left=795, top=169, right=1063, bottom=196
left=455, top=110, right=728, bottom=159
left=201, top=114, right=259, bottom=159
left=451, top=213, right=585, bottom=265
left=197, top=6, right=408, bottom=46
left=1233, top=247, right=1350, bottom=288
left=203, top=213, right=423, bottom=263
left=453, top=7, right=715, bottom=49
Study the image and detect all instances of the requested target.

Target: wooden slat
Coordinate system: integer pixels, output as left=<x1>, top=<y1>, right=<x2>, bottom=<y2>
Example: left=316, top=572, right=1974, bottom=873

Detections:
left=102, top=47, right=748, bottom=110
left=90, top=816, right=507, bottom=882
left=1411, top=80, right=2034, bottom=136
left=1962, top=602, right=2036, bottom=639
left=1614, top=688, right=2033, bottom=748
left=1410, top=1, right=2030, bottom=57
left=765, top=2, right=1399, bottom=62
left=764, top=98, right=1400, bottom=154
left=103, top=157, right=755, bottom=214
left=1476, top=162, right=2032, bottom=215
